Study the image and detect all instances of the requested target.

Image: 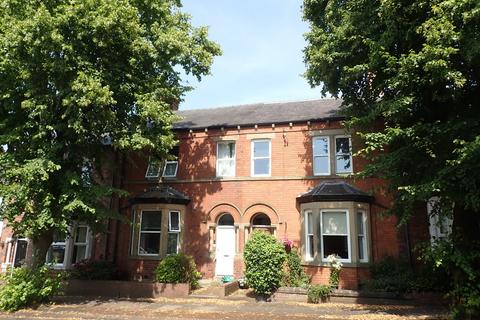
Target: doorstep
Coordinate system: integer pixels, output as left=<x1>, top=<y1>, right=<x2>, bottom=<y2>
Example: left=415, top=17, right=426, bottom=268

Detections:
left=190, top=280, right=239, bottom=298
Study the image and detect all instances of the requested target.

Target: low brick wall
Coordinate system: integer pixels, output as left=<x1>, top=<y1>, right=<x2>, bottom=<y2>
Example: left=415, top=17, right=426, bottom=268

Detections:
left=64, top=280, right=190, bottom=299
left=272, top=287, right=447, bottom=305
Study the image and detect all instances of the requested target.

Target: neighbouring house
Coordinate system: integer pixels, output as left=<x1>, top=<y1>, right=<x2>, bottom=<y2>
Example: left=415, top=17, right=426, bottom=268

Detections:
left=0, top=99, right=449, bottom=289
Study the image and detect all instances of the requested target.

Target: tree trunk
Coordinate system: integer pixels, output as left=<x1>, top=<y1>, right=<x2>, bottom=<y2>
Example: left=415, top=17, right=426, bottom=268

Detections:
left=25, top=232, right=53, bottom=270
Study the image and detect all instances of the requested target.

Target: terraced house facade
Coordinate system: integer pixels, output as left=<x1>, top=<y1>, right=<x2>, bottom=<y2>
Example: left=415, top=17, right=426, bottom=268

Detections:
left=0, top=99, right=440, bottom=289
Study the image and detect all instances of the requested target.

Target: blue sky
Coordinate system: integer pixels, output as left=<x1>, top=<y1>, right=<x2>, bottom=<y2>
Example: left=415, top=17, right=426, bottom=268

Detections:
left=179, top=0, right=323, bottom=110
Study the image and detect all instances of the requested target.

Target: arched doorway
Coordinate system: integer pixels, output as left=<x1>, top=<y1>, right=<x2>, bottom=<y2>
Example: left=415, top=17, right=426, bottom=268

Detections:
left=215, top=213, right=235, bottom=276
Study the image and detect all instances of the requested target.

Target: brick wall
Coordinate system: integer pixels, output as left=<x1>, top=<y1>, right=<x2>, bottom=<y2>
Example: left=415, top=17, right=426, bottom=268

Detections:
left=107, top=119, right=413, bottom=289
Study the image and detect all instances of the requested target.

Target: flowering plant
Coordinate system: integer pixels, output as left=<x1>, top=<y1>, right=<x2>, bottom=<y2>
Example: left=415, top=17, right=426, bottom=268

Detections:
left=326, top=254, right=342, bottom=287
left=282, top=237, right=293, bottom=249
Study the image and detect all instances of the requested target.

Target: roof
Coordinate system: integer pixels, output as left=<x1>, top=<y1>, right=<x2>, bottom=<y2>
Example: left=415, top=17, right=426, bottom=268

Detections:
left=129, top=186, right=190, bottom=205
left=173, top=99, right=343, bottom=130
left=297, top=181, right=374, bottom=204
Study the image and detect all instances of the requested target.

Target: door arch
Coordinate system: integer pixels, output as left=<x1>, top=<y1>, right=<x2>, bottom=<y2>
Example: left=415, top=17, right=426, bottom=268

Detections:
left=215, top=213, right=235, bottom=276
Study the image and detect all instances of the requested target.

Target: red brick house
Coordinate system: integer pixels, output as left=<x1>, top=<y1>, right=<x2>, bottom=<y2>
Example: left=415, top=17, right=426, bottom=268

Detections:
left=0, top=99, right=443, bottom=289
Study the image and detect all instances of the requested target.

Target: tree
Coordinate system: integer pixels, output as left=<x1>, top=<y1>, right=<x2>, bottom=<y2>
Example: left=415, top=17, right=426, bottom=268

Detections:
left=0, top=0, right=220, bottom=269
left=303, top=0, right=480, bottom=317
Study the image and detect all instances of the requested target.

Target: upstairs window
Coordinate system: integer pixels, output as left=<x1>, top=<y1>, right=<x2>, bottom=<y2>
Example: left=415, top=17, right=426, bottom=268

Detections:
left=163, top=161, right=178, bottom=178
left=252, top=140, right=271, bottom=177
left=313, top=136, right=330, bottom=175
left=145, top=159, right=162, bottom=179
left=217, top=142, right=236, bottom=177
left=335, top=136, right=352, bottom=174
left=163, top=146, right=179, bottom=178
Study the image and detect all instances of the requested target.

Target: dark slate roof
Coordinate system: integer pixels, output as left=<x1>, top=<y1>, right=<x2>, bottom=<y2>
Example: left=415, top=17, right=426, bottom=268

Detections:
left=297, top=181, right=374, bottom=204
left=129, top=186, right=190, bottom=205
left=173, top=99, right=343, bottom=130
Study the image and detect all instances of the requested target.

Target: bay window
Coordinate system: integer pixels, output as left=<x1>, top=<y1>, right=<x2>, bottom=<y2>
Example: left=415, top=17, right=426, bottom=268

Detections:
left=321, top=210, right=350, bottom=262
left=130, top=204, right=185, bottom=259
left=139, top=211, right=162, bottom=255
left=357, top=211, right=368, bottom=262
left=305, top=211, right=314, bottom=261
left=167, top=211, right=181, bottom=255
left=46, top=224, right=92, bottom=269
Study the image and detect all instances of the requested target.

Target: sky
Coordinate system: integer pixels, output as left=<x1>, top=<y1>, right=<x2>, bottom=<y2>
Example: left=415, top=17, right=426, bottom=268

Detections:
left=179, top=0, right=323, bottom=110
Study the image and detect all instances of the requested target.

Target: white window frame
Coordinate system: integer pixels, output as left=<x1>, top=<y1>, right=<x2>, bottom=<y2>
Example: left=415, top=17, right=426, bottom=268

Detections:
left=216, top=141, right=236, bottom=177
left=162, top=160, right=178, bottom=178
left=357, top=211, right=368, bottom=263
left=145, top=158, right=162, bottom=179
left=427, top=197, right=453, bottom=244
left=167, top=211, right=181, bottom=255
left=251, top=139, right=271, bottom=177
left=320, top=209, right=351, bottom=263
left=334, top=135, right=353, bottom=174
left=305, top=210, right=314, bottom=261
left=71, top=224, right=91, bottom=265
left=47, top=224, right=92, bottom=269
left=138, top=210, right=162, bottom=256
left=313, top=136, right=331, bottom=175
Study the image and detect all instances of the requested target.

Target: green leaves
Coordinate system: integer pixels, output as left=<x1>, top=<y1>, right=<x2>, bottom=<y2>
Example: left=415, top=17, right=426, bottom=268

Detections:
left=244, top=231, right=286, bottom=296
left=0, top=0, right=220, bottom=258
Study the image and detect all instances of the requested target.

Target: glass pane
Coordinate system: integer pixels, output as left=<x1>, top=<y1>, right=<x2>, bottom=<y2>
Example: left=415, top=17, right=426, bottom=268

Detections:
left=139, top=233, right=160, bottom=254
left=357, top=212, right=364, bottom=235
left=164, top=162, right=177, bottom=176
left=217, top=159, right=234, bottom=176
left=322, top=211, right=347, bottom=235
left=358, top=236, right=365, bottom=260
left=167, top=233, right=179, bottom=255
left=307, top=212, right=313, bottom=234
left=308, top=235, right=314, bottom=258
left=323, top=235, right=349, bottom=259
left=72, top=245, right=87, bottom=264
left=218, top=143, right=235, bottom=159
left=252, top=213, right=271, bottom=226
left=254, top=158, right=269, bottom=175
left=253, top=141, right=269, bottom=158
left=218, top=214, right=234, bottom=225
left=336, top=137, right=350, bottom=154
left=145, top=162, right=161, bottom=177
left=169, top=211, right=180, bottom=231
left=75, top=226, right=88, bottom=243
left=336, top=155, right=352, bottom=173
left=314, top=156, right=329, bottom=174
left=141, top=211, right=161, bottom=231
left=313, top=137, right=329, bottom=156
left=47, top=245, right=65, bottom=264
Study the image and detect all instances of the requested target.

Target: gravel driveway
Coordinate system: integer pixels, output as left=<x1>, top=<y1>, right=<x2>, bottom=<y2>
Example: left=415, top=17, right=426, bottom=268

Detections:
left=0, top=296, right=448, bottom=320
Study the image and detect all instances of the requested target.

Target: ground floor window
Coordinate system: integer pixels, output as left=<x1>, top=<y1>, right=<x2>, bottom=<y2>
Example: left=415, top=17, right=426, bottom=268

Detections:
left=302, top=203, right=370, bottom=265
left=46, top=224, right=92, bottom=269
left=131, top=205, right=184, bottom=259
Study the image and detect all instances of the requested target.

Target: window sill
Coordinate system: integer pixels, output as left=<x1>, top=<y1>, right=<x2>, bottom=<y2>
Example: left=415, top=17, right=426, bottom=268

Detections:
left=129, top=255, right=162, bottom=261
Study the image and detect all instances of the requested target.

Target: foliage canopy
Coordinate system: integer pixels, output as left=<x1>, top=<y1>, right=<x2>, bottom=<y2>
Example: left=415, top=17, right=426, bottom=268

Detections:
left=303, top=0, right=479, bottom=316
left=0, top=0, right=220, bottom=267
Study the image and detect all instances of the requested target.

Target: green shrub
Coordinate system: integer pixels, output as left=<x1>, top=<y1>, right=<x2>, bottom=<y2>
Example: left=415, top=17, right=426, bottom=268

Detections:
left=71, top=259, right=127, bottom=280
left=0, top=265, right=64, bottom=312
left=154, top=253, right=201, bottom=288
left=307, top=285, right=332, bottom=303
left=281, top=248, right=310, bottom=288
left=243, top=231, right=286, bottom=296
left=361, top=256, right=415, bottom=294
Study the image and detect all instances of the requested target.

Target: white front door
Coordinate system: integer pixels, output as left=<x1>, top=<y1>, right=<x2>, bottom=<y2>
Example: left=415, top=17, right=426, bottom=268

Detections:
left=215, top=226, right=235, bottom=276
